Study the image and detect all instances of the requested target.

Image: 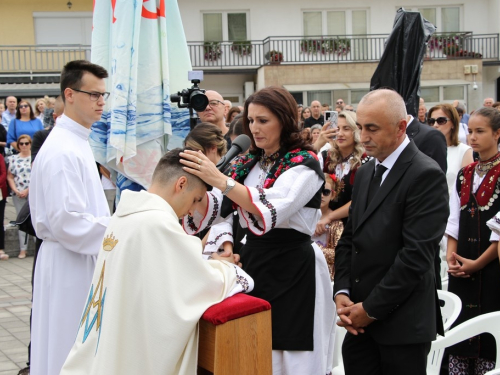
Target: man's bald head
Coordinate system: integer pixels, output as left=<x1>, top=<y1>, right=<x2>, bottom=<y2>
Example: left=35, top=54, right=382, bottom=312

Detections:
left=484, top=98, right=494, bottom=107
left=310, top=100, right=321, bottom=118
left=206, top=90, right=224, bottom=102
left=357, top=89, right=408, bottom=162
left=359, top=89, right=407, bottom=127
left=197, top=90, right=227, bottom=131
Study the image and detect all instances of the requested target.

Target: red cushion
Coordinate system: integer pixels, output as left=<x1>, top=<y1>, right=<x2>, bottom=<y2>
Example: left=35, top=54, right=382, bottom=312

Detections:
left=201, top=294, right=271, bottom=326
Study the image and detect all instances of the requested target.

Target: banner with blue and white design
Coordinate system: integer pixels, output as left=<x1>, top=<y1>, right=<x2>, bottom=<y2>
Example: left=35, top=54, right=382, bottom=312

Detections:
left=90, top=0, right=191, bottom=190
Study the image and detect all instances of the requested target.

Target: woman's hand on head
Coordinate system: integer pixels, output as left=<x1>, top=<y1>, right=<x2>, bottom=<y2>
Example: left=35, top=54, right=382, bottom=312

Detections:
left=179, top=150, right=226, bottom=190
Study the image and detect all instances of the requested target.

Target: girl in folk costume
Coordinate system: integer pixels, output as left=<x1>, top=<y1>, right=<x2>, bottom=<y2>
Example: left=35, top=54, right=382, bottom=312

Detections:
left=180, top=86, right=335, bottom=375
left=446, top=107, right=500, bottom=374
left=312, top=172, right=343, bottom=281
left=316, top=111, right=370, bottom=236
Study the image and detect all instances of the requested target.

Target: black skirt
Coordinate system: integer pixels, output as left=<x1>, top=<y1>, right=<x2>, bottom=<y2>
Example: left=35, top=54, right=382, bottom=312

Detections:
left=240, top=228, right=316, bottom=351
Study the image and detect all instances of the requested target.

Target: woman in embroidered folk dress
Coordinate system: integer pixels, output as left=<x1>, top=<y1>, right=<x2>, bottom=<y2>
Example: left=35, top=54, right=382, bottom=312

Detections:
left=315, top=111, right=369, bottom=235
left=180, top=86, right=335, bottom=375
left=445, top=107, right=500, bottom=375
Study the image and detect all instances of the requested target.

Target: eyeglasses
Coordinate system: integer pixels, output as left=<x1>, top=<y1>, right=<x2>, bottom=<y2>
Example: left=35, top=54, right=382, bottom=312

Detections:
left=19, top=105, right=29, bottom=109
left=19, top=142, right=30, bottom=146
left=322, top=189, right=332, bottom=196
left=427, top=117, right=450, bottom=126
left=336, top=101, right=344, bottom=104
left=207, top=100, right=224, bottom=108
left=71, top=88, right=110, bottom=101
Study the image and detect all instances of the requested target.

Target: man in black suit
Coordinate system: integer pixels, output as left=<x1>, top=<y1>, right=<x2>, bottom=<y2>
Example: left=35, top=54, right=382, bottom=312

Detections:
left=406, top=113, right=447, bottom=173
left=334, top=89, right=448, bottom=375
left=406, top=110, right=447, bottom=289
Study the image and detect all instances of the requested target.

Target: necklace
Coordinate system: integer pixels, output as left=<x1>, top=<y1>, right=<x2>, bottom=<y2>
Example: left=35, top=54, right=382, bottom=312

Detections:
left=476, top=152, right=500, bottom=178
left=257, top=150, right=280, bottom=188
left=335, top=152, right=353, bottom=181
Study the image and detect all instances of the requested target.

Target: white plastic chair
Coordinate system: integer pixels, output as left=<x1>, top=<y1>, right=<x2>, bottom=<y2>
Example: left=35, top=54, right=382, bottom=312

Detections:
left=331, top=325, right=346, bottom=375
left=427, top=311, right=500, bottom=375
left=427, top=290, right=462, bottom=373
left=437, top=290, right=462, bottom=332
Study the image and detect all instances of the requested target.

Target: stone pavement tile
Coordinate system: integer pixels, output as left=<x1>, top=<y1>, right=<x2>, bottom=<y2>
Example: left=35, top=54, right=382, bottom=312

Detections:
left=6, top=306, right=30, bottom=314
left=0, top=258, right=31, bottom=374
left=0, top=362, right=20, bottom=372
left=1, top=320, right=26, bottom=329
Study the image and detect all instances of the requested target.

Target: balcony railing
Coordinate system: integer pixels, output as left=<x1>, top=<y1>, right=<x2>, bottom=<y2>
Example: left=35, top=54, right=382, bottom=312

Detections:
left=0, top=32, right=497, bottom=78
left=0, top=44, right=90, bottom=77
left=189, top=32, right=499, bottom=69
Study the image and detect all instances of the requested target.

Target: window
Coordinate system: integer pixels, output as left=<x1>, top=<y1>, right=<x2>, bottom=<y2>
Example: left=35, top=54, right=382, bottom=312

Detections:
left=405, top=6, right=461, bottom=32
left=308, top=90, right=332, bottom=106
left=203, top=12, right=248, bottom=41
left=293, top=85, right=467, bottom=110
left=421, top=85, right=467, bottom=104
left=421, top=87, right=440, bottom=103
left=351, top=89, right=370, bottom=104
left=33, top=12, right=92, bottom=45
left=443, top=86, right=465, bottom=101
left=303, top=9, right=368, bottom=36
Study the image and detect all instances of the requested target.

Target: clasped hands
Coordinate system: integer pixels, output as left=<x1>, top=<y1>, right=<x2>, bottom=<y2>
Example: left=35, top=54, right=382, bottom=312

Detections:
left=209, top=242, right=242, bottom=268
left=16, top=188, right=29, bottom=199
left=335, top=294, right=375, bottom=335
left=447, top=252, right=478, bottom=278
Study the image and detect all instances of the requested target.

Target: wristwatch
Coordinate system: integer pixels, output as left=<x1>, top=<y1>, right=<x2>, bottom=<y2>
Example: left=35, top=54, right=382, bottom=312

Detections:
left=222, top=178, right=236, bottom=196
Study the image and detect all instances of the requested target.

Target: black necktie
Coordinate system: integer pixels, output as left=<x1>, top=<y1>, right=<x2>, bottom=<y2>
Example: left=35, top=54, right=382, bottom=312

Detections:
left=367, top=164, right=388, bottom=206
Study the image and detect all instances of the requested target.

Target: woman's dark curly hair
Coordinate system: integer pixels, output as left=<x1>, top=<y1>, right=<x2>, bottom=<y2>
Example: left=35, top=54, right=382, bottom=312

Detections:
left=242, top=86, right=313, bottom=155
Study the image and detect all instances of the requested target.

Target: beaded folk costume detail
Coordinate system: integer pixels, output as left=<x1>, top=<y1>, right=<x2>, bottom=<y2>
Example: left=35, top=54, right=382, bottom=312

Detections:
left=459, top=152, right=500, bottom=212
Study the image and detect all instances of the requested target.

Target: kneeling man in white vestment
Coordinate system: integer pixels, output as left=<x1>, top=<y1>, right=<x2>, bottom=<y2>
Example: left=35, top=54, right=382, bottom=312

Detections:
left=60, top=148, right=254, bottom=375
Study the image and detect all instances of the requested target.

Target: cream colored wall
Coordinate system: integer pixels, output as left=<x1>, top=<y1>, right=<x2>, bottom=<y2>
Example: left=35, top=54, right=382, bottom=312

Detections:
left=0, top=0, right=93, bottom=45
left=256, top=59, right=481, bottom=89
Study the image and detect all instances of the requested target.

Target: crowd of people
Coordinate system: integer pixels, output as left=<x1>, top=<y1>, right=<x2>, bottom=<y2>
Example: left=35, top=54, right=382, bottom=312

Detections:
left=1, top=59, right=500, bottom=375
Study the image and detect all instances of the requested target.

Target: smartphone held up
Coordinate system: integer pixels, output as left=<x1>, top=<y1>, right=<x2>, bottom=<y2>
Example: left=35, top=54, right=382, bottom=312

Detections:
left=325, top=111, right=338, bottom=139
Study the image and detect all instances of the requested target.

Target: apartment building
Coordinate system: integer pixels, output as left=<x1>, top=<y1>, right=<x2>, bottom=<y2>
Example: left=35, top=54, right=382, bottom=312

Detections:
left=0, top=0, right=499, bottom=110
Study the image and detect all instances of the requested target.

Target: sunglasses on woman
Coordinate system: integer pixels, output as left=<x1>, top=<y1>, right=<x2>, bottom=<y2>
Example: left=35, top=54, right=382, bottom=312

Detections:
left=322, top=189, right=332, bottom=196
left=19, top=105, right=29, bottom=109
left=19, top=142, right=30, bottom=146
left=427, top=117, right=450, bottom=126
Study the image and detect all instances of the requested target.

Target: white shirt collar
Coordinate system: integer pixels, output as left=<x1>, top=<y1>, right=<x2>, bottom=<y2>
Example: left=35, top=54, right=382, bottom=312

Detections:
left=405, top=115, right=415, bottom=129
left=374, top=136, right=410, bottom=183
left=56, top=114, right=91, bottom=140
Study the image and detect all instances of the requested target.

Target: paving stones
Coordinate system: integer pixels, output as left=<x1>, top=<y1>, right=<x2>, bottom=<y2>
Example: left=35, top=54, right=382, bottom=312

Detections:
left=0, top=258, right=32, bottom=372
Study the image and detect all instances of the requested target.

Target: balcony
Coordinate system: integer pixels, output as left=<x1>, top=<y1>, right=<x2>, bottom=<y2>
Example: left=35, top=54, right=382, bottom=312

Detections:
left=0, top=44, right=90, bottom=83
left=188, top=32, right=499, bottom=71
left=0, top=33, right=497, bottom=83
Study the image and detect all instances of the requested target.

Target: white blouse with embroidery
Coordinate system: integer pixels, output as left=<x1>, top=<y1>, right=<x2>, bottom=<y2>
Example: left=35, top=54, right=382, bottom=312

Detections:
left=446, top=169, right=499, bottom=242
left=183, top=164, right=323, bottom=253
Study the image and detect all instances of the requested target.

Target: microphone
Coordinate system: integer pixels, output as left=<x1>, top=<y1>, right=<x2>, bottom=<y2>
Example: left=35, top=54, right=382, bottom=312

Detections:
left=216, top=134, right=251, bottom=171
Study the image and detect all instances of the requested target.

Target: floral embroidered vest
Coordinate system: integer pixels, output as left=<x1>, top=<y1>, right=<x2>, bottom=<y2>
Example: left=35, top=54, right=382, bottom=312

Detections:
left=220, top=148, right=324, bottom=218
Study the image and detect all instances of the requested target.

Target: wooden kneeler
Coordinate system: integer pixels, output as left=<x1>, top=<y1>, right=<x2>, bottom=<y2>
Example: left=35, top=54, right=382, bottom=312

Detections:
left=198, top=294, right=272, bottom=375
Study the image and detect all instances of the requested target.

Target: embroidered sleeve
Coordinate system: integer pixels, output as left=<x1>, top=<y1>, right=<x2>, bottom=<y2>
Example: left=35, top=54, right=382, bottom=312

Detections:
left=226, top=265, right=254, bottom=297
left=182, top=189, right=223, bottom=235
left=203, top=218, right=234, bottom=256
left=487, top=211, right=500, bottom=236
left=238, top=165, right=323, bottom=236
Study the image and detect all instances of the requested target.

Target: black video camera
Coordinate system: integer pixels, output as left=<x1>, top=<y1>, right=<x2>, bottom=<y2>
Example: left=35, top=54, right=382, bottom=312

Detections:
left=170, top=71, right=208, bottom=112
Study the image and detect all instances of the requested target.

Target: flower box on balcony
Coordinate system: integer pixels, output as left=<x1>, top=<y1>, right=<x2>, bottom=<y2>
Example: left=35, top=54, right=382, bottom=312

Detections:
left=204, top=42, right=222, bottom=61
left=265, top=50, right=283, bottom=64
left=231, top=41, right=252, bottom=56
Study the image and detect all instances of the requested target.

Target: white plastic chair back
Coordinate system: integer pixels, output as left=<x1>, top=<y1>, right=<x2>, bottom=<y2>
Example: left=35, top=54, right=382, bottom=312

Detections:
left=438, top=290, right=462, bottom=332
left=427, top=311, right=500, bottom=375
left=331, top=325, right=347, bottom=375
